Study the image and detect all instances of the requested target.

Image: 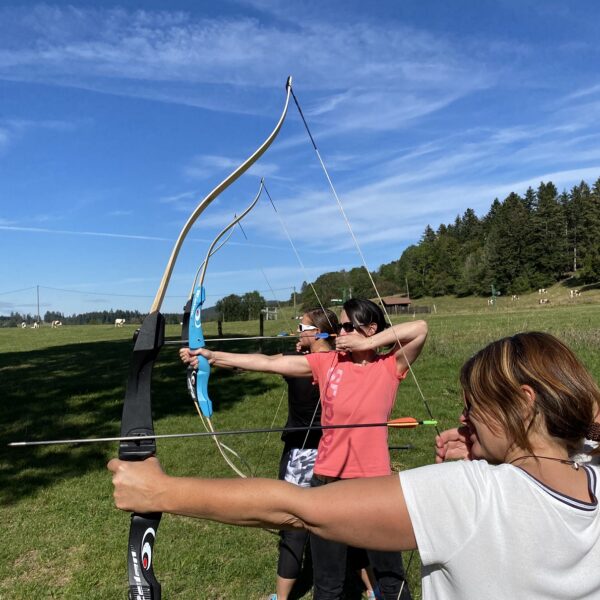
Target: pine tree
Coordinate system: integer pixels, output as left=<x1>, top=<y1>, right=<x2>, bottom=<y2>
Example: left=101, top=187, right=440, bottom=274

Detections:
left=578, top=178, right=600, bottom=282
left=529, top=182, right=566, bottom=285
left=483, top=192, right=530, bottom=292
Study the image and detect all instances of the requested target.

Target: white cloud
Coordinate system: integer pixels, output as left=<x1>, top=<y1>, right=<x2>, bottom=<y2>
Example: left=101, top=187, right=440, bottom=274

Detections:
left=0, top=224, right=172, bottom=242
left=0, top=127, right=11, bottom=151
left=182, top=154, right=279, bottom=180
left=159, top=190, right=199, bottom=204
left=0, top=117, right=78, bottom=154
left=558, top=82, right=600, bottom=103
left=0, top=5, right=494, bottom=132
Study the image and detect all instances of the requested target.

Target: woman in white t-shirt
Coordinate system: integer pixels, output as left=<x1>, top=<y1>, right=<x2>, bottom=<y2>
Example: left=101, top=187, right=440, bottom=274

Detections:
left=110, top=331, right=600, bottom=600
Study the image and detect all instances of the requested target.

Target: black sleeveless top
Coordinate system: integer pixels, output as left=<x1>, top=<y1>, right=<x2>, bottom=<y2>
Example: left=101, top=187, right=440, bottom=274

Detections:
left=281, top=351, right=322, bottom=449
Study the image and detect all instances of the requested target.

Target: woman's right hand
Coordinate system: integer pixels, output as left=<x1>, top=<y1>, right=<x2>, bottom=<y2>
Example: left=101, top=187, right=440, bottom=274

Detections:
left=435, top=422, right=472, bottom=463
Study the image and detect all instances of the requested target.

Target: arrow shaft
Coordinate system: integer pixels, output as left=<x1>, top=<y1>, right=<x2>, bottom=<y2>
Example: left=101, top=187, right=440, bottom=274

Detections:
left=10, top=420, right=435, bottom=447
left=164, top=333, right=337, bottom=345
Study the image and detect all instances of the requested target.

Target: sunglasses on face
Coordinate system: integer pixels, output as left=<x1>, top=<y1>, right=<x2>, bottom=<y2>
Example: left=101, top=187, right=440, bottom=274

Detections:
left=298, top=323, right=318, bottom=332
left=463, top=397, right=473, bottom=417
left=339, top=321, right=360, bottom=333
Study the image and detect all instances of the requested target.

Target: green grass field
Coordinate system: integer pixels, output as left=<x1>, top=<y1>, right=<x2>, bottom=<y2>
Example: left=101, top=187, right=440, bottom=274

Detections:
left=1, top=294, right=599, bottom=599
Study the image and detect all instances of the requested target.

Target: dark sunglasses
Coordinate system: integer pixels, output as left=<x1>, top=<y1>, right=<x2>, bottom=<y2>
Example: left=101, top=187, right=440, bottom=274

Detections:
left=339, top=322, right=359, bottom=333
left=463, top=397, right=472, bottom=417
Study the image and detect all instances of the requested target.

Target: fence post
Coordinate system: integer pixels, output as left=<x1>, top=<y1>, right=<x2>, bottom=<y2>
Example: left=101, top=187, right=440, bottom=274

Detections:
left=259, top=313, right=264, bottom=352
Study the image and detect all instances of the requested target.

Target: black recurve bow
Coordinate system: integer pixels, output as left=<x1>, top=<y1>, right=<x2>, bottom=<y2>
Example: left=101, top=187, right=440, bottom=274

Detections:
left=118, top=77, right=292, bottom=599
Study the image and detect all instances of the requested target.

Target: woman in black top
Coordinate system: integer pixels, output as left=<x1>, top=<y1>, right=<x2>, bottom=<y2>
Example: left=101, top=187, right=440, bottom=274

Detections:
left=272, top=307, right=338, bottom=600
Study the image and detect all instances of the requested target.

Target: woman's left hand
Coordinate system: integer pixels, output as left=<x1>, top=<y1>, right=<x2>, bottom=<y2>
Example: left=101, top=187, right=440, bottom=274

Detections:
left=108, top=456, right=169, bottom=513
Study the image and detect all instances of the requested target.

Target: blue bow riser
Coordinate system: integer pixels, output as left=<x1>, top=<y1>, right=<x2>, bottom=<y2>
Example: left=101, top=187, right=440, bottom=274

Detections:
left=187, top=285, right=213, bottom=418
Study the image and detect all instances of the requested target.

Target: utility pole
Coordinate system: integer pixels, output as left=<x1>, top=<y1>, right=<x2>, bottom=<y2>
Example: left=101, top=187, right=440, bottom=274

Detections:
left=293, top=286, right=296, bottom=316
left=37, top=285, right=40, bottom=324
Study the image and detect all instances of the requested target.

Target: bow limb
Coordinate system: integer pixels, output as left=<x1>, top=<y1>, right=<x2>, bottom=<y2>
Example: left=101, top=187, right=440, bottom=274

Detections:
left=118, top=78, right=292, bottom=599
left=187, top=178, right=265, bottom=298
left=194, top=178, right=265, bottom=293
left=183, top=180, right=266, bottom=478
left=150, top=79, right=292, bottom=314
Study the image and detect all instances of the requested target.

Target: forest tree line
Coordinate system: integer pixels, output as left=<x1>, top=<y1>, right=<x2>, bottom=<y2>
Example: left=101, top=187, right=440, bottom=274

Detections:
left=297, top=177, right=600, bottom=304
left=0, top=309, right=183, bottom=327
left=0, top=297, right=270, bottom=327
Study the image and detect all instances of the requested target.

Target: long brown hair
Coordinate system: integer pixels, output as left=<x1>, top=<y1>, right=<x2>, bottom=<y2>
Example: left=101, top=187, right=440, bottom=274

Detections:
left=460, top=332, right=600, bottom=454
left=303, top=308, right=339, bottom=348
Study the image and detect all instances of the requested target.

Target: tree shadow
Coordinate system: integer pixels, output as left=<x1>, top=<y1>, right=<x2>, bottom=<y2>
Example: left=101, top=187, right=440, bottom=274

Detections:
left=1, top=336, right=287, bottom=506
left=560, top=277, right=600, bottom=292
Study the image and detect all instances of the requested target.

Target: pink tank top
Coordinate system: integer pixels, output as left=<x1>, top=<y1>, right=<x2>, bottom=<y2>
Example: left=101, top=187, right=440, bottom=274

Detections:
left=306, top=351, right=406, bottom=478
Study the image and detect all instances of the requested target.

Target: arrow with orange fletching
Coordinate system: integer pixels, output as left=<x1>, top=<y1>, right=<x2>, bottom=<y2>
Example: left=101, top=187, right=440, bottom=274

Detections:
left=9, top=417, right=436, bottom=447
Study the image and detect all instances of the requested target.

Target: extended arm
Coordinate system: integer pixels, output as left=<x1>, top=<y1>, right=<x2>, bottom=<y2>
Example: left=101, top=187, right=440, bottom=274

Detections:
left=180, top=347, right=313, bottom=377
left=108, top=457, right=417, bottom=552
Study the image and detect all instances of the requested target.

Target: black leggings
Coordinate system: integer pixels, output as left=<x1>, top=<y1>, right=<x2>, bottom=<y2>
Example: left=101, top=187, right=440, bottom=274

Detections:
left=276, top=446, right=312, bottom=579
left=309, top=475, right=412, bottom=600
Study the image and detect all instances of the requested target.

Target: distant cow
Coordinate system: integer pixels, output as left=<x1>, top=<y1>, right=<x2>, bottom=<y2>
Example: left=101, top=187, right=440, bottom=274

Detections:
left=21, top=322, right=26, bottom=328
left=511, top=295, right=519, bottom=301
left=31, top=322, right=40, bottom=329
left=51, top=320, right=62, bottom=328
left=539, top=298, right=550, bottom=305
left=487, top=298, right=494, bottom=306
left=569, top=289, right=580, bottom=298
left=114, top=318, right=126, bottom=327
left=538, top=288, right=547, bottom=294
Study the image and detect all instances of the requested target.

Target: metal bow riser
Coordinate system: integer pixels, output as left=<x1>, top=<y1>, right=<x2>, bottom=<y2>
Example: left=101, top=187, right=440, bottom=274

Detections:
left=118, top=79, right=292, bottom=599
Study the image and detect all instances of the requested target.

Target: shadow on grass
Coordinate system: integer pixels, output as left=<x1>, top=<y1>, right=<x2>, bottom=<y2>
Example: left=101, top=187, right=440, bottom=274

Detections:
left=0, top=336, right=287, bottom=506
left=560, top=277, right=600, bottom=292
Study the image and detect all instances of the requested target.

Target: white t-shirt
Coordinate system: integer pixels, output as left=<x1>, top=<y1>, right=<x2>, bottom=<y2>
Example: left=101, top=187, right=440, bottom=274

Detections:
left=400, top=460, right=600, bottom=600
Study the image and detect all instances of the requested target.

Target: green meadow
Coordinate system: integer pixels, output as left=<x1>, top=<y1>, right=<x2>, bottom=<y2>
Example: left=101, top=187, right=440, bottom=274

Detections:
left=1, top=291, right=599, bottom=599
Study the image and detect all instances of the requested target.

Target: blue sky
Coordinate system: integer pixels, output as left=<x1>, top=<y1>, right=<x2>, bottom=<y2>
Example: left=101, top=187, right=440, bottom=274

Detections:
left=1, top=0, right=600, bottom=317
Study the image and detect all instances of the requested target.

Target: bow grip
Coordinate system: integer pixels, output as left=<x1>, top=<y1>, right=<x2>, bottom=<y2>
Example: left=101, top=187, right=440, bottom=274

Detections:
left=186, top=355, right=212, bottom=417
left=187, top=285, right=213, bottom=418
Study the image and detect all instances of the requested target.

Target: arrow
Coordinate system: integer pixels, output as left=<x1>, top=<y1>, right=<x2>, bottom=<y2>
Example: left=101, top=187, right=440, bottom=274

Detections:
left=163, top=332, right=338, bottom=345
left=9, top=418, right=437, bottom=447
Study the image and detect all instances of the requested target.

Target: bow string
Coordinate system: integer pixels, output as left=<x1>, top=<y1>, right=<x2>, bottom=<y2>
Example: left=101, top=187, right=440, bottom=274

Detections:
left=289, top=84, right=438, bottom=600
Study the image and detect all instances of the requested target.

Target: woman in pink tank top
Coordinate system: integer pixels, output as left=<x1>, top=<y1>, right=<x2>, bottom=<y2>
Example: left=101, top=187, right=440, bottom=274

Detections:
left=179, top=298, right=427, bottom=599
